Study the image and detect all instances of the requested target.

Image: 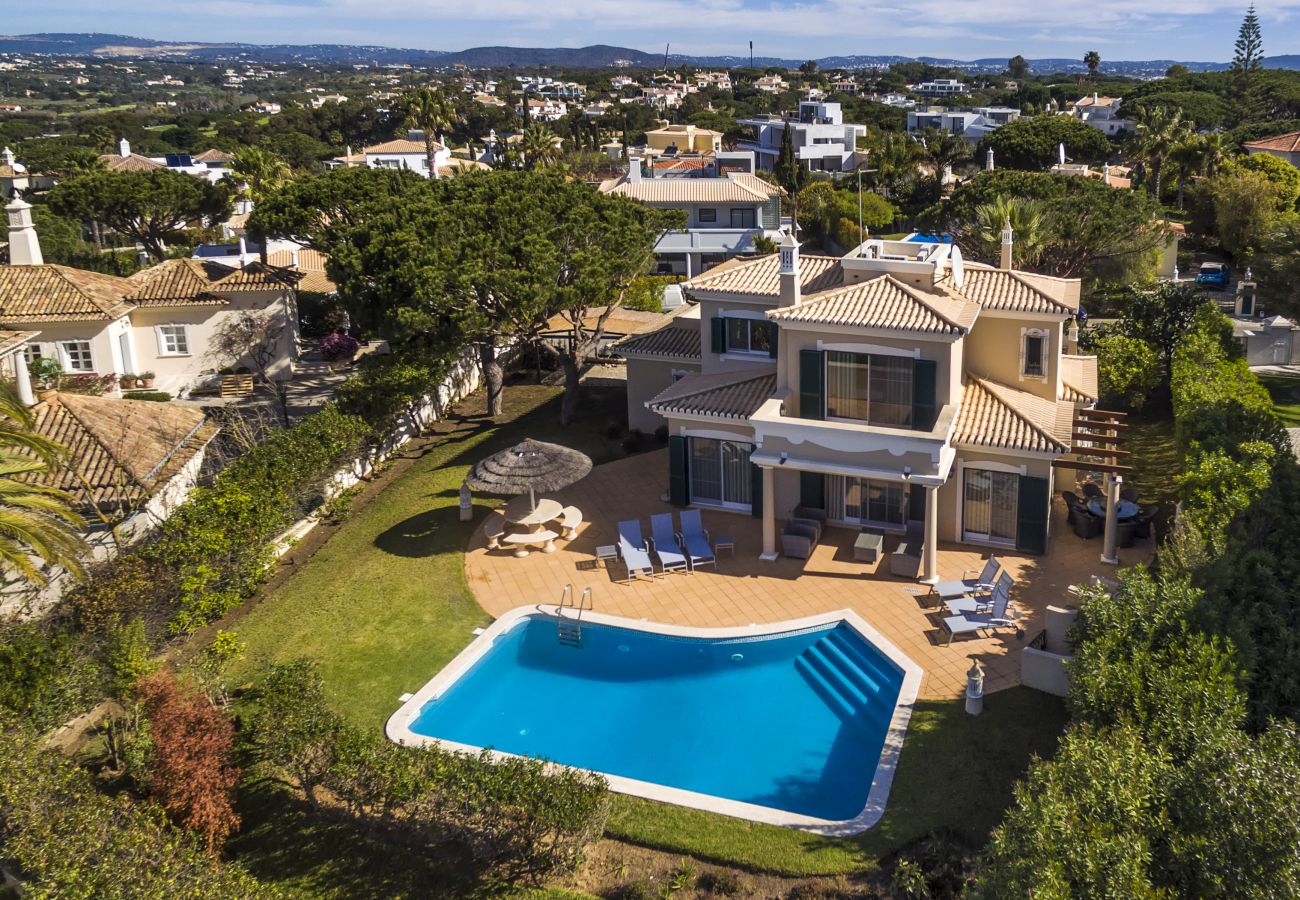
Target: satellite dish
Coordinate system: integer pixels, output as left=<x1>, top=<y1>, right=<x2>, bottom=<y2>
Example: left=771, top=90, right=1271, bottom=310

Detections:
left=951, top=245, right=965, bottom=289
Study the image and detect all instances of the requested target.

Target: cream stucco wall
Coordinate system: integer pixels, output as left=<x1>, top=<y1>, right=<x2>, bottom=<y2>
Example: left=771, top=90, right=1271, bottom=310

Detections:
left=20, top=318, right=129, bottom=379
left=962, top=313, right=1061, bottom=403
left=939, top=448, right=1055, bottom=548
left=627, top=358, right=700, bottom=433
left=131, top=290, right=297, bottom=394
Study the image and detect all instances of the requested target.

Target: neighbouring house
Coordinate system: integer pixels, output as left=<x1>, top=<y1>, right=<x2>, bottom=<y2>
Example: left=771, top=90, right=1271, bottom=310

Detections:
left=1243, top=130, right=1300, bottom=168
left=695, top=71, right=733, bottom=91
left=267, top=247, right=336, bottom=294
left=754, top=75, right=789, bottom=94
left=1049, top=162, right=1133, bottom=190
left=97, top=139, right=232, bottom=182
left=913, top=79, right=969, bottom=98
left=1066, top=94, right=1133, bottom=137
left=644, top=122, right=723, bottom=157
left=326, top=133, right=452, bottom=176
left=0, top=146, right=55, bottom=195
left=908, top=106, right=1021, bottom=141
left=538, top=306, right=674, bottom=358
left=517, top=98, right=568, bottom=121
left=98, top=138, right=165, bottom=173
left=598, top=159, right=785, bottom=277
left=739, top=102, right=867, bottom=173
left=619, top=231, right=1096, bottom=577
left=1233, top=314, right=1300, bottom=366
left=251, top=101, right=282, bottom=115
left=1, top=195, right=299, bottom=395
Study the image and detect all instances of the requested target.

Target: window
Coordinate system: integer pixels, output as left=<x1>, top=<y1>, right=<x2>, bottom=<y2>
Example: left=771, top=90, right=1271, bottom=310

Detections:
left=697, top=208, right=717, bottom=223
left=827, top=475, right=905, bottom=527
left=725, top=317, right=772, bottom=355
left=59, top=341, right=93, bottom=373
left=21, top=344, right=41, bottom=364
left=157, top=324, right=189, bottom=356
left=730, top=208, right=756, bottom=228
left=825, top=350, right=913, bottom=427
left=1022, top=329, right=1048, bottom=378
left=688, top=437, right=753, bottom=509
left=963, top=468, right=1019, bottom=544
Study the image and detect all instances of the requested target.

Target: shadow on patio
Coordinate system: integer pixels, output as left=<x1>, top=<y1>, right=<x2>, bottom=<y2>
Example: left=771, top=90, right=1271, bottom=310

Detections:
left=464, top=447, right=1153, bottom=699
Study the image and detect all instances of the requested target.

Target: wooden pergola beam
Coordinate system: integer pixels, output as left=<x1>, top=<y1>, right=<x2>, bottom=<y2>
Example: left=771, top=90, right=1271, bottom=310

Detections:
left=1074, top=418, right=1131, bottom=430
left=1053, top=458, right=1134, bottom=474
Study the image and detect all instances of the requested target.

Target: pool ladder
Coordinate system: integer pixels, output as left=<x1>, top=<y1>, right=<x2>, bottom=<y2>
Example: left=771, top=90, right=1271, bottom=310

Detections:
left=557, top=584, right=591, bottom=647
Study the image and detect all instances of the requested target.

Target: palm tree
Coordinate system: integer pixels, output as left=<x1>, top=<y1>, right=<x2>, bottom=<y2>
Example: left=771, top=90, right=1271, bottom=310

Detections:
left=1083, top=51, right=1101, bottom=80
left=1198, top=131, right=1231, bottom=179
left=519, top=123, right=560, bottom=170
left=0, top=382, right=84, bottom=585
left=922, top=128, right=972, bottom=178
left=403, top=88, right=456, bottom=179
left=228, top=147, right=291, bottom=205
left=1169, top=139, right=1204, bottom=209
left=1133, top=105, right=1190, bottom=199
left=974, top=196, right=1046, bottom=268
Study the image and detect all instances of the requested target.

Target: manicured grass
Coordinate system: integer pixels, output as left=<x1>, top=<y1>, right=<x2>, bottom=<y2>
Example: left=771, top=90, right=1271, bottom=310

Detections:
left=220, top=381, right=634, bottom=729
left=605, top=688, right=1068, bottom=876
left=1124, top=413, right=1181, bottom=506
left=1257, top=374, right=1300, bottom=428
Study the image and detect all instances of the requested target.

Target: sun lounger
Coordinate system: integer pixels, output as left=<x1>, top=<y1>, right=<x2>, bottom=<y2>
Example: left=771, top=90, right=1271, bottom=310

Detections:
left=944, top=571, right=1012, bottom=616
left=677, top=509, right=715, bottom=571
left=930, top=556, right=1001, bottom=602
left=943, top=592, right=1017, bottom=644
left=617, top=520, right=657, bottom=581
left=649, top=513, right=688, bottom=574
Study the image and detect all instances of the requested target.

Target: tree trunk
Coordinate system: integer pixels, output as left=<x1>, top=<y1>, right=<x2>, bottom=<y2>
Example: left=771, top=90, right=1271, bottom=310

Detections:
left=559, top=350, right=581, bottom=426
left=479, top=338, right=503, bottom=418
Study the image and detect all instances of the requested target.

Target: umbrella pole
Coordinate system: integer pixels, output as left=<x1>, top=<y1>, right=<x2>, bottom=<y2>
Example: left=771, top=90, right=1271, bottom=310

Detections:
left=530, top=486, right=537, bottom=513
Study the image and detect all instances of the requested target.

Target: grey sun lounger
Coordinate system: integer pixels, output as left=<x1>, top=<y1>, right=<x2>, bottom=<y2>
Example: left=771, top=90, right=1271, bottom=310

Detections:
left=944, top=571, right=1013, bottom=616
left=677, top=509, right=716, bottom=571
left=931, top=556, right=1001, bottom=602
left=943, top=592, right=1017, bottom=644
left=649, top=513, right=689, bottom=574
left=617, top=519, right=656, bottom=581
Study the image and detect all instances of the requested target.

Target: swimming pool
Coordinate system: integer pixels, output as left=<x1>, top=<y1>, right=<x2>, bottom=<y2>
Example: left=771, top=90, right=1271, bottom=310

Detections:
left=387, top=609, right=921, bottom=833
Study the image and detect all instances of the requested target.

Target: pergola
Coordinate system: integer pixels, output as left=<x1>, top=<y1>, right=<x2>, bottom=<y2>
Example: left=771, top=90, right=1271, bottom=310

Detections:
left=1052, top=407, right=1132, bottom=565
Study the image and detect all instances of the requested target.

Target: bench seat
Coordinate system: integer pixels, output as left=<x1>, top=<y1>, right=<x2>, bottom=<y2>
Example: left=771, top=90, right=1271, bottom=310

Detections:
left=500, top=529, right=560, bottom=557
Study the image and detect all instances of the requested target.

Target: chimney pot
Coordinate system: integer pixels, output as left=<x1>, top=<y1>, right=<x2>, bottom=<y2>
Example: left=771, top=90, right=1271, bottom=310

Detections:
left=118, top=137, right=130, bottom=158
left=779, top=232, right=801, bottom=307
left=5, top=194, right=43, bottom=266
left=1000, top=218, right=1014, bottom=271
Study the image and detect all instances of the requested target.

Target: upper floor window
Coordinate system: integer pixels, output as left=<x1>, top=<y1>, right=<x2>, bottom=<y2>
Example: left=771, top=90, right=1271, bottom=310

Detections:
left=730, top=208, right=756, bottom=229
left=1022, top=328, right=1048, bottom=379
left=825, top=350, right=912, bottom=428
left=726, top=318, right=772, bottom=355
left=157, top=324, right=190, bottom=357
left=698, top=208, right=717, bottom=223
left=59, top=340, right=93, bottom=373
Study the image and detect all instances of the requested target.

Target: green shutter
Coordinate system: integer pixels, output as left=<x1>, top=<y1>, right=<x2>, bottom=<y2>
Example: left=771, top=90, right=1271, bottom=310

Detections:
left=1016, top=475, right=1050, bottom=555
left=799, top=471, right=825, bottom=510
left=799, top=348, right=824, bottom=420
left=909, top=483, right=927, bottom=523
left=710, top=317, right=726, bottom=354
left=768, top=324, right=779, bottom=359
left=912, top=358, right=937, bottom=431
left=750, top=463, right=764, bottom=518
left=668, top=435, right=690, bottom=507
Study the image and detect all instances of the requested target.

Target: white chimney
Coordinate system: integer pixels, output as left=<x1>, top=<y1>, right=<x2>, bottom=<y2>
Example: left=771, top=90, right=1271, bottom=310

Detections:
left=627, top=156, right=643, bottom=183
left=0, top=146, right=13, bottom=167
left=5, top=194, right=43, bottom=266
left=289, top=247, right=299, bottom=268
left=118, top=137, right=131, bottom=158
left=1000, top=218, right=1014, bottom=271
left=779, top=232, right=801, bottom=307
left=1067, top=319, right=1080, bottom=354
left=985, top=147, right=994, bottom=171
left=1093, top=92, right=1099, bottom=104
left=238, top=236, right=249, bottom=267
left=1102, top=162, right=1110, bottom=184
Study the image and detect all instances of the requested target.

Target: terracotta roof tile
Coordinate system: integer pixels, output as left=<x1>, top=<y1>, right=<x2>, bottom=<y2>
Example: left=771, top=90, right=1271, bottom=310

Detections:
left=98, top=153, right=164, bottom=172
left=29, top=393, right=218, bottom=518
left=1059, top=354, right=1098, bottom=402
left=0, top=266, right=134, bottom=322
left=768, top=275, right=979, bottom=334
left=647, top=370, right=775, bottom=420
left=1244, top=131, right=1300, bottom=154
left=683, top=253, right=843, bottom=297
left=125, top=259, right=295, bottom=305
left=363, top=138, right=443, bottom=154
left=613, top=322, right=702, bottom=361
left=267, top=248, right=336, bottom=293
left=0, top=330, right=39, bottom=356
left=954, top=377, right=1070, bottom=454
left=957, top=267, right=1077, bottom=314
left=193, top=148, right=234, bottom=163
left=598, top=173, right=781, bottom=204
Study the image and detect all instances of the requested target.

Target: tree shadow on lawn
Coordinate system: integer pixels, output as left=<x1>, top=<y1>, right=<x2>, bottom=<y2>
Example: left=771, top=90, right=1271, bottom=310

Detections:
left=375, top=503, right=487, bottom=559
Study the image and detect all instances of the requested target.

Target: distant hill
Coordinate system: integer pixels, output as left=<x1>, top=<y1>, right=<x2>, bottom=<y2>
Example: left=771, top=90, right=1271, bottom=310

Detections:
left=4, top=32, right=1299, bottom=73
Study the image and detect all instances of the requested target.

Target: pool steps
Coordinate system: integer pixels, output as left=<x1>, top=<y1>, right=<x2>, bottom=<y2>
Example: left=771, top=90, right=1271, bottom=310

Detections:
left=794, top=631, right=897, bottom=732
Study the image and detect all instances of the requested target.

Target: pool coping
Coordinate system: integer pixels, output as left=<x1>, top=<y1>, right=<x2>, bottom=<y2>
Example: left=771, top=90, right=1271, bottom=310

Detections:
left=385, top=605, right=924, bottom=836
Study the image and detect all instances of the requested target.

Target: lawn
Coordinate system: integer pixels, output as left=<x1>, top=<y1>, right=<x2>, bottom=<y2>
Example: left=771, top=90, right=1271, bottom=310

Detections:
left=1124, top=412, right=1180, bottom=506
left=215, top=379, right=1068, bottom=888
left=1257, top=374, right=1300, bottom=428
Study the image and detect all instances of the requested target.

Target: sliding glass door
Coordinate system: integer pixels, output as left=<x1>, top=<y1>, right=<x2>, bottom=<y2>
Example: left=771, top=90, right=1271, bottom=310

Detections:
left=962, top=468, right=1018, bottom=545
left=827, top=475, right=905, bottom=529
left=688, top=438, right=753, bottom=509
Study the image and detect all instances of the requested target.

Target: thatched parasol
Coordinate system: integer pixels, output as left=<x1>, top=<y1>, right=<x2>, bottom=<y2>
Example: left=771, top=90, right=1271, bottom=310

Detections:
left=465, top=439, right=593, bottom=511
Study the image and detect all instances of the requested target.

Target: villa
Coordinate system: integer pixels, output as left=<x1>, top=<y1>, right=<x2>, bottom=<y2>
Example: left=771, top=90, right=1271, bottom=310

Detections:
left=738, top=102, right=867, bottom=173
left=907, top=106, right=1022, bottom=142
left=618, top=232, right=1097, bottom=581
left=1066, top=94, right=1134, bottom=137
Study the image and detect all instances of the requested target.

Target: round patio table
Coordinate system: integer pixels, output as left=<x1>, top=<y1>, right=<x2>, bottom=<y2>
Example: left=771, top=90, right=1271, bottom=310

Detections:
left=504, top=495, right=564, bottom=529
left=1087, top=497, right=1139, bottom=520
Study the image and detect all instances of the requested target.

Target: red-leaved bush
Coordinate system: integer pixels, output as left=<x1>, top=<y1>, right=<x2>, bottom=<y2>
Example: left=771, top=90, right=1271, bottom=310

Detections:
left=137, top=671, right=241, bottom=853
left=320, top=331, right=360, bottom=363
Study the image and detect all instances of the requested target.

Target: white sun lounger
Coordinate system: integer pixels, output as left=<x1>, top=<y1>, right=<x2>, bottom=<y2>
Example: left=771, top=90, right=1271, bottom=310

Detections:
left=931, top=556, right=1001, bottom=602
left=943, top=592, right=1017, bottom=644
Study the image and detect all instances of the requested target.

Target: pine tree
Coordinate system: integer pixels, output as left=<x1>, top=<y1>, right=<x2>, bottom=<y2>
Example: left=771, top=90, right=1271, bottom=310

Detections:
left=1232, top=5, right=1264, bottom=92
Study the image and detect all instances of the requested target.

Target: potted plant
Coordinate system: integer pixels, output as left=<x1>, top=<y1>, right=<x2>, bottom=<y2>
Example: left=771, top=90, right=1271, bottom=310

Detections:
left=139, top=371, right=156, bottom=388
left=119, top=373, right=135, bottom=389
left=29, top=357, right=62, bottom=391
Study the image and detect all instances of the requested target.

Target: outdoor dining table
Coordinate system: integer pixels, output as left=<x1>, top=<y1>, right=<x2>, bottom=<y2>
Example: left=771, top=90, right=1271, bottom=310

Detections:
left=503, top=495, right=564, bottom=529
left=1087, top=497, right=1140, bottom=520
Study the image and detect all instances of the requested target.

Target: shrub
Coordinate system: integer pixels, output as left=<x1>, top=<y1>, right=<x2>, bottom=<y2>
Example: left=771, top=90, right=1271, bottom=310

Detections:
left=0, top=619, right=106, bottom=731
left=1094, top=334, right=1160, bottom=411
left=696, top=868, right=742, bottom=896
left=336, top=351, right=448, bottom=433
left=319, top=330, right=360, bottom=363
left=122, top=390, right=172, bottom=402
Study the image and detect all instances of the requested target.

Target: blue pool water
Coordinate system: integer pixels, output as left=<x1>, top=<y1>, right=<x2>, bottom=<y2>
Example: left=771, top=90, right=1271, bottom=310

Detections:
left=906, top=232, right=954, bottom=243
left=408, top=617, right=906, bottom=821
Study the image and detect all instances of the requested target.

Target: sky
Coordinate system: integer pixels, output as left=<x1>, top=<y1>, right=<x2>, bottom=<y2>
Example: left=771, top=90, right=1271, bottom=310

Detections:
left=10, top=0, right=1300, bottom=61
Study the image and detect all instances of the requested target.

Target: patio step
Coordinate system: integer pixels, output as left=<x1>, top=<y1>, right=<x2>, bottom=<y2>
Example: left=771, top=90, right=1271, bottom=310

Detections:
left=825, top=630, right=899, bottom=695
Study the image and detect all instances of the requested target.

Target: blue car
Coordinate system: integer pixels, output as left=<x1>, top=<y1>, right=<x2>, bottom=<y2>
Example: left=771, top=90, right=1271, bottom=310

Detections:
left=1195, top=262, right=1231, bottom=289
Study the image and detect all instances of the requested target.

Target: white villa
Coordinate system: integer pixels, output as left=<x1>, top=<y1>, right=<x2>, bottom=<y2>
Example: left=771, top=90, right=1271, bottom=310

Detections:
left=914, top=79, right=969, bottom=98
left=2, top=195, right=299, bottom=396
left=739, top=102, right=867, bottom=173
left=1066, top=95, right=1133, bottom=137
left=617, top=232, right=1097, bottom=579
left=598, top=160, right=785, bottom=277
left=907, top=107, right=1021, bottom=142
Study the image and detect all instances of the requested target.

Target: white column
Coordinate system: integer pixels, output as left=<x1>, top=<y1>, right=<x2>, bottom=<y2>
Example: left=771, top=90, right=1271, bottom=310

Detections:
left=12, top=353, right=34, bottom=406
left=760, top=466, right=778, bottom=561
left=922, top=485, right=939, bottom=584
left=1100, top=474, right=1121, bottom=565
